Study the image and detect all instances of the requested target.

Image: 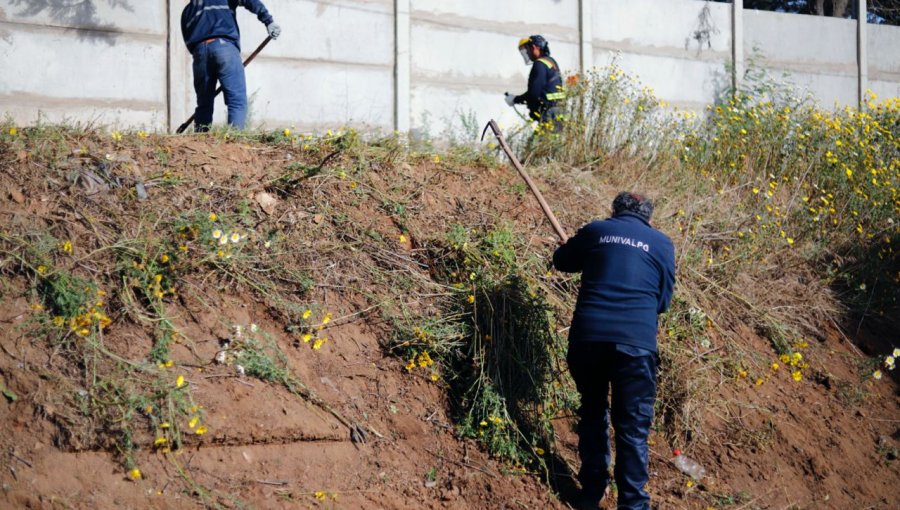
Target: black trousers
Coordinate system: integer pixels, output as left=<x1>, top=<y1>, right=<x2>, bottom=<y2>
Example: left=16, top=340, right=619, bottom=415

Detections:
left=567, top=341, right=658, bottom=510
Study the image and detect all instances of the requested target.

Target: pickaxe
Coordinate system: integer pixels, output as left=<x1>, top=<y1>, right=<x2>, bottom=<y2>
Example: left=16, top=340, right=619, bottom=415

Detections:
left=481, top=119, right=568, bottom=242
left=175, top=36, right=273, bottom=134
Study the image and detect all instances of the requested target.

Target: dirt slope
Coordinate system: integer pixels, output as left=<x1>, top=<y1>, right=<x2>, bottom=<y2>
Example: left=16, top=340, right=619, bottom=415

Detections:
left=0, top=130, right=897, bottom=509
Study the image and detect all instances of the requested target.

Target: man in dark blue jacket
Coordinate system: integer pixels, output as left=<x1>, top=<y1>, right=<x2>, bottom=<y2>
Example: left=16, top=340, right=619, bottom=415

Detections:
left=504, top=35, right=566, bottom=124
left=181, top=0, right=281, bottom=132
left=553, top=192, right=676, bottom=510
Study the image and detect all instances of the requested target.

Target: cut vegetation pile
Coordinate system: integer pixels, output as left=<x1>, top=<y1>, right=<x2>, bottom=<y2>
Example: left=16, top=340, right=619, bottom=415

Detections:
left=0, top=66, right=897, bottom=509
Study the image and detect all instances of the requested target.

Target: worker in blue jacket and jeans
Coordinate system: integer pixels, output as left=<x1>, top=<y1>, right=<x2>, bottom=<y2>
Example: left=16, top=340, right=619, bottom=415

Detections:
left=181, top=0, right=281, bottom=132
left=553, top=192, right=676, bottom=510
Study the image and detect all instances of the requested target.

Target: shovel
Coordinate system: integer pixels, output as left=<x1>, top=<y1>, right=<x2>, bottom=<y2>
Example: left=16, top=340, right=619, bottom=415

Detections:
left=481, top=119, right=568, bottom=242
left=175, top=36, right=273, bottom=134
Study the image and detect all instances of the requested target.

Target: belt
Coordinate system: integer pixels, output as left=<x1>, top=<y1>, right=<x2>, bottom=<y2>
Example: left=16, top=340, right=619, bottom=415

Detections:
left=201, top=38, right=218, bottom=45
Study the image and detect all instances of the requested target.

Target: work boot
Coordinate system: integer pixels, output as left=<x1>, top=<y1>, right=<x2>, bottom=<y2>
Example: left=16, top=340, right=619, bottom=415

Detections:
left=574, top=486, right=610, bottom=510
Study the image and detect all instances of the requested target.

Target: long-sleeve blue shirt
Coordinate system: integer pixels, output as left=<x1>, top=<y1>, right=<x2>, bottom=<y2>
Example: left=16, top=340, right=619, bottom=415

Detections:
left=181, top=0, right=274, bottom=52
left=514, top=56, right=563, bottom=120
left=553, top=213, right=676, bottom=352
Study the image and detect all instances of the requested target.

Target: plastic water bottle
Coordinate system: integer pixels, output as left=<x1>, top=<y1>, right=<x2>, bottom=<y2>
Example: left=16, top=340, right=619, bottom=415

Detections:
left=671, top=449, right=706, bottom=480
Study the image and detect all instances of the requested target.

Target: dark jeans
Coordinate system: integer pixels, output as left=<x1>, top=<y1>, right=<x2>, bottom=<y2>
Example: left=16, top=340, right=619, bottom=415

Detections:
left=567, top=341, right=658, bottom=510
left=191, top=39, right=247, bottom=131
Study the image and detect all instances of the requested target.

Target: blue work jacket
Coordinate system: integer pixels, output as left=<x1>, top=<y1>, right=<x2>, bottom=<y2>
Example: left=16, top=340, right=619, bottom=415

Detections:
left=182, top=0, right=274, bottom=52
left=553, top=213, right=676, bottom=352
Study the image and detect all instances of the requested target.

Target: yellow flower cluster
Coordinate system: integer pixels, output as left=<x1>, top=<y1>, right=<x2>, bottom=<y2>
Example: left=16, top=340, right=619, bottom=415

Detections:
left=56, top=289, right=112, bottom=337
left=405, top=350, right=434, bottom=371
left=296, top=308, right=332, bottom=352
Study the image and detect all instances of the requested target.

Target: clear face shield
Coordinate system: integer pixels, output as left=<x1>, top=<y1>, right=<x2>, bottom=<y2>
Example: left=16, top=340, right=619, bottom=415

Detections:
left=519, top=46, right=532, bottom=65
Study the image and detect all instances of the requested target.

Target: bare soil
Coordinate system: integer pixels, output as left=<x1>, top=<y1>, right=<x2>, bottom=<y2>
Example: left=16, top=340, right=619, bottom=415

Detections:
left=0, top=132, right=897, bottom=509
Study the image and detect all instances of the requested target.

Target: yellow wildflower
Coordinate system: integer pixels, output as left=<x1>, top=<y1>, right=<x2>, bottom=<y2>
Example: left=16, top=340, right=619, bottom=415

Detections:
left=37, top=265, right=47, bottom=275
left=314, top=491, right=327, bottom=501
left=399, top=234, right=408, bottom=243
left=209, top=212, right=217, bottom=222
left=128, top=468, right=141, bottom=480
left=195, top=425, right=208, bottom=435
left=534, top=447, right=545, bottom=455
left=791, top=371, right=802, bottom=382
left=302, top=309, right=312, bottom=320
left=9, top=127, right=18, bottom=136
left=176, top=375, right=185, bottom=388
left=302, top=333, right=312, bottom=343
left=154, top=437, right=167, bottom=446
left=313, top=338, right=326, bottom=350
left=467, top=295, right=475, bottom=304
left=160, top=254, right=170, bottom=263
left=771, top=363, right=779, bottom=370
left=61, top=240, right=73, bottom=254
left=283, top=128, right=292, bottom=137
left=322, top=313, right=331, bottom=325
left=159, top=422, right=170, bottom=428
left=430, top=373, right=439, bottom=381
left=188, top=416, right=200, bottom=429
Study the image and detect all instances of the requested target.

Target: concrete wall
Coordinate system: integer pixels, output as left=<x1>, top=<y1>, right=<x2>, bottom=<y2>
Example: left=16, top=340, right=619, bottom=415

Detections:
left=868, top=23, right=900, bottom=100
left=0, top=0, right=898, bottom=134
left=591, top=0, right=733, bottom=111
left=0, top=1, right=168, bottom=127
left=744, top=9, right=858, bottom=107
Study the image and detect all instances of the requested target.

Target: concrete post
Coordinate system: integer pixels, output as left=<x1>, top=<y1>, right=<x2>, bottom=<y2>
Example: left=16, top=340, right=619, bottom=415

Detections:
left=578, top=0, right=593, bottom=74
left=394, top=0, right=411, bottom=133
left=167, top=0, right=190, bottom=132
left=857, top=0, right=867, bottom=108
left=732, top=0, right=744, bottom=95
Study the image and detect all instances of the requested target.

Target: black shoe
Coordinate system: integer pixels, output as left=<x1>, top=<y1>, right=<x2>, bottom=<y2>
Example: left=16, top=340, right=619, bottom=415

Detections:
left=573, top=486, right=609, bottom=510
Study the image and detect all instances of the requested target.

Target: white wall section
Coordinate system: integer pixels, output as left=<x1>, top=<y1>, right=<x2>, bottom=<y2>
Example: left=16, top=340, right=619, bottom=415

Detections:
left=0, top=0, right=897, bottom=134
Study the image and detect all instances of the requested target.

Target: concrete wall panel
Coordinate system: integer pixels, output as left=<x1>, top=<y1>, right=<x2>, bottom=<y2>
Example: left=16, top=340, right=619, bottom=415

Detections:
left=744, top=9, right=857, bottom=107
left=0, top=20, right=166, bottom=128
left=868, top=23, right=900, bottom=100
left=234, top=0, right=394, bottom=66
left=0, top=0, right=165, bottom=36
left=590, top=0, right=732, bottom=111
left=240, top=60, right=394, bottom=130
left=592, top=0, right=732, bottom=54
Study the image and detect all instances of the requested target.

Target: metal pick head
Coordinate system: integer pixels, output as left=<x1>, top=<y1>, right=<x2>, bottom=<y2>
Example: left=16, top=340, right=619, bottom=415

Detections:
left=481, top=119, right=500, bottom=142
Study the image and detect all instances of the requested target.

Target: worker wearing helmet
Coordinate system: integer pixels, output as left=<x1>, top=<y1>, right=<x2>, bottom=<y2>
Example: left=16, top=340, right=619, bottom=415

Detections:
left=504, top=35, right=566, bottom=125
